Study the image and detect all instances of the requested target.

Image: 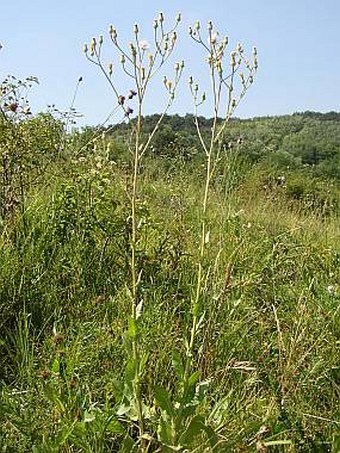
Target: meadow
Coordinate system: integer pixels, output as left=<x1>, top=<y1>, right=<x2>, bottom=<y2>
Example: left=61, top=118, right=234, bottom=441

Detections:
left=1, top=14, right=340, bottom=453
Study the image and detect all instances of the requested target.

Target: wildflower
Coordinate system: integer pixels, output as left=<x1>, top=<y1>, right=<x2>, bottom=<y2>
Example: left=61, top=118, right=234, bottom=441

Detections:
left=209, top=31, right=219, bottom=45
left=7, top=102, right=18, bottom=113
left=125, top=106, right=133, bottom=116
left=139, top=40, right=150, bottom=51
left=327, top=285, right=336, bottom=295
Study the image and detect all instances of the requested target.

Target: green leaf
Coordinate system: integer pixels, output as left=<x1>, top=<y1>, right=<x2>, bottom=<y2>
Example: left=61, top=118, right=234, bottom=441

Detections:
left=172, top=349, right=184, bottom=380
left=179, top=414, right=206, bottom=446
left=154, top=385, right=175, bottom=417
left=119, top=434, right=138, bottom=452
left=84, top=410, right=96, bottom=423
left=127, top=317, right=138, bottom=339
left=106, top=416, right=125, bottom=435
left=51, top=357, right=60, bottom=374
left=157, top=417, right=173, bottom=445
left=140, top=352, right=149, bottom=374
left=188, top=370, right=200, bottom=389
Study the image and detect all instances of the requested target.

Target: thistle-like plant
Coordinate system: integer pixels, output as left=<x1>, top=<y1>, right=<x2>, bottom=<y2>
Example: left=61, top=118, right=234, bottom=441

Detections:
left=84, top=12, right=184, bottom=447
left=184, top=18, right=257, bottom=385
left=148, top=22, right=258, bottom=452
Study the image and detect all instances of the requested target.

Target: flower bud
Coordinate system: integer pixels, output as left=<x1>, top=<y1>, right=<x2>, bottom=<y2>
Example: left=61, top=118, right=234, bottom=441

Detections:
left=108, top=62, right=113, bottom=77
left=230, top=51, right=237, bottom=67
left=109, top=25, right=117, bottom=40
left=188, top=75, right=193, bottom=85
left=188, top=26, right=193, bottom=36
left=83, top=43, right=88, bottom=54
left=120, top=54, right=125, bottom=64
left=166, top=79, right=173, bottom=90
left=158, top=12, right=164, bottom=23
left=133, top=23, right=139, bottom=34
left=90, top=37, right=97, bottom=55
left=195, top=21, right=200, bottom=30
left=118, top=95, right=125, bottom=105
left=210, top=31, right=219, bottom=45
left=153, top=19, right=158, bottom=29
left=176, top=12, right=181, bottom=22
left=99, top=35, right=104, bottom=45
left=207, top=20, right=213, bottom=31
left=129, top=42, right=137, bottom=56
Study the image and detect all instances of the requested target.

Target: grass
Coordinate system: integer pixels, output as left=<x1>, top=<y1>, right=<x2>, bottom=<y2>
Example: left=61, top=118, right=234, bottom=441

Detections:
left=1, top=148, right=340, bottom=452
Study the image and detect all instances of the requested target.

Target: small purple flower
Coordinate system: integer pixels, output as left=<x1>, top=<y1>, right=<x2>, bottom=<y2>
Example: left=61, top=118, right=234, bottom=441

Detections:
left=125, top=106, right=133, bottom=116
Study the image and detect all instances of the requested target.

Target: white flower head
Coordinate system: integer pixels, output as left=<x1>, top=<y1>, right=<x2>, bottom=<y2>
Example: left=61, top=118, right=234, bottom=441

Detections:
left=327, top=285, right=336, bottom=295
left=139, top=40, right=150, bottom=51
left=209, top=31, right=219, bottom=45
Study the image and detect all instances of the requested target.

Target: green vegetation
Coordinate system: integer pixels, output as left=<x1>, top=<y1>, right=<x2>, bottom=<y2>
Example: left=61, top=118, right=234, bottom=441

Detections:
left=1, top=14, right=340, bottom=453
left=1, top=107, right=340, bottom=451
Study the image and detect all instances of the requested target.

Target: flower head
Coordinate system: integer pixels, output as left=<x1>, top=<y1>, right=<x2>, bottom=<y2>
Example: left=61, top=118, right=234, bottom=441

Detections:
left=139, top=40, right=150, bottom=51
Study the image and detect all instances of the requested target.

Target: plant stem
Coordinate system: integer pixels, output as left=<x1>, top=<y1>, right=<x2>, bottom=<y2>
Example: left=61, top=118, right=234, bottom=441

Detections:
left=131, top=96, right=145, bottom=442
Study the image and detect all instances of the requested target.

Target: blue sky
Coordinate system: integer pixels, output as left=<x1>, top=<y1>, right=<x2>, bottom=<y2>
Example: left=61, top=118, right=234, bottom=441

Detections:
left=1, top=0, right=339, bottom=126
